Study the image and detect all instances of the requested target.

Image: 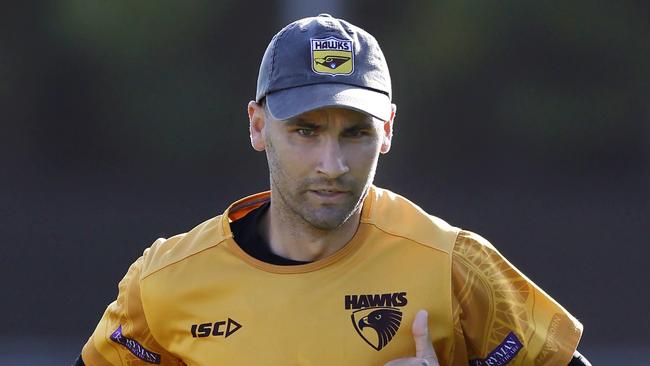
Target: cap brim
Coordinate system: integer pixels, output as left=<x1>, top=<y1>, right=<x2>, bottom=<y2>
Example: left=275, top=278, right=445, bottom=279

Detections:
left=265, top=83, right=392, bottom=121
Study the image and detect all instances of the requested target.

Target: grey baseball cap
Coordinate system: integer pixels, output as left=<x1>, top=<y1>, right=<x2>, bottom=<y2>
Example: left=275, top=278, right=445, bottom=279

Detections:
left=256, top=14, right=392, bottom=121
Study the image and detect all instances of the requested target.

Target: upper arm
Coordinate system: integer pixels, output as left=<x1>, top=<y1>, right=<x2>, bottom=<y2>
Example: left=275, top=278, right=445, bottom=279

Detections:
left=81, top=253, right=183, bottom=365
left=450, top=231, right=583, bottom=366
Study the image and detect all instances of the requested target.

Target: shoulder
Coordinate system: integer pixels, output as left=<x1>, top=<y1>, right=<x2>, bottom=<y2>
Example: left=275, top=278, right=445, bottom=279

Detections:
left=452, top=230, right=498, bottom=258
left=364, top=186, right=461, bottom=254
left=139, top=215, right=230, bottom=279
left=451, top=230, right=517, bottom=273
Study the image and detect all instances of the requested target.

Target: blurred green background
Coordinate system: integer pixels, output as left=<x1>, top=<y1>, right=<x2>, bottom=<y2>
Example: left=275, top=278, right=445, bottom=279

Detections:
left=1, top=1, right=648, bottom=364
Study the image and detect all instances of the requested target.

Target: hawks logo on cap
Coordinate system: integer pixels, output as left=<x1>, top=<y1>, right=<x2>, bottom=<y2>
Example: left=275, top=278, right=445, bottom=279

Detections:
left=311, top=37, right=354, bottom=76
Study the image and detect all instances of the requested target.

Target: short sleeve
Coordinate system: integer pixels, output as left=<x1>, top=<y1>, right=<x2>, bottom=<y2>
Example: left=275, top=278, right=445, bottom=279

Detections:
left=450, top=231, right=582, bottom=366
left=81, top=250, right=184, bottom=366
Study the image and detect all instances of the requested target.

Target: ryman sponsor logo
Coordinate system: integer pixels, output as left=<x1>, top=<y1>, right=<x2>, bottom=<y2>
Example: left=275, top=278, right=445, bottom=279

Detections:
left=469, top=332, right=523, bottom=366
left=110, top=325, right=161, bottom=364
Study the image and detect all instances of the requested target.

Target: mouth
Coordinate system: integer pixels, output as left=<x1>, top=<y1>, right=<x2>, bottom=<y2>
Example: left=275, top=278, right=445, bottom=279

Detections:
left=307, top=188, right=350, bottom=201
left=310, top=188, right=347, bottom=193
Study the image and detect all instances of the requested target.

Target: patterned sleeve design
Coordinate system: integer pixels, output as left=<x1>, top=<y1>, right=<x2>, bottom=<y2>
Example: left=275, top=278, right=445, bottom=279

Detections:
left=450, top=231, right=582, bottom=366
left=81, top=254, right=184, bottom=366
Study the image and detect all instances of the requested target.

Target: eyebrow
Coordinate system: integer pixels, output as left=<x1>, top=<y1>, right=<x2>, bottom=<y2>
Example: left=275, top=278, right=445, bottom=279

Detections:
left=345, top=119, right=375, bottom=129
left=283, top=116, right=376, bottom=129
left=283, top=119, right=319, bottom=128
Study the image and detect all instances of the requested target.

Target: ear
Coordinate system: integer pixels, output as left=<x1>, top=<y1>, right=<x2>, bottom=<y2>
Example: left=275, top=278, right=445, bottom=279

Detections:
left=248, top=100, right=266, bottom=151
left=380, top=103, right=396, bottom=154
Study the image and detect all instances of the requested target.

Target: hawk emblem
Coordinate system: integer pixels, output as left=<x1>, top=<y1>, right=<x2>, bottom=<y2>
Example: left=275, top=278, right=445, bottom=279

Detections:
left=314, top=55, right=351, bottom=70
left=351, top=307, right=403, bottom=351
left=311, top=37, right=354, bottom=76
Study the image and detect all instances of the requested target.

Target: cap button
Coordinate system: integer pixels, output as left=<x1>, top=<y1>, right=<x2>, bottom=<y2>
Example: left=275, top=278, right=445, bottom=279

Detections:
left=317, top=13, right=333, bottom=18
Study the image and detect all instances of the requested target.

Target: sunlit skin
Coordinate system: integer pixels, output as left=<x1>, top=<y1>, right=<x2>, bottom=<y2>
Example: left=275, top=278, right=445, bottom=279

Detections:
left=248, top=101, right=440, bottom=366
left=247, top=101, right=395, bottom=262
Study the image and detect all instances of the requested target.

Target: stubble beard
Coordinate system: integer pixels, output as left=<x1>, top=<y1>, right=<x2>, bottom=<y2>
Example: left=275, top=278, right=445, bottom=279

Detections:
left=266, top=142, right=375, bottom=231
left=274, top=180, right=362, bottom=230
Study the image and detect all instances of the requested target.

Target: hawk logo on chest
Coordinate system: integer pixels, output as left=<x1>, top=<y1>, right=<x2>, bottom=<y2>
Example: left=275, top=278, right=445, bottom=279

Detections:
left=344, top=292, right=407, bottom=351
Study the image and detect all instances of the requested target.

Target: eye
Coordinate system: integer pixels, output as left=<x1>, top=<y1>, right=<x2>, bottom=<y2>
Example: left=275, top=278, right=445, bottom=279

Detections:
left=296, top=128, right=316, bottom=137
left=375, top=314, right=382, bottom=320
left=343, top=128, right=369, bottom=138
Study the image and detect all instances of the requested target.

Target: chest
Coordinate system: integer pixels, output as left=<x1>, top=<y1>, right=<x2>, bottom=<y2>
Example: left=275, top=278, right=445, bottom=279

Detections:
left=142, top=242, right=454, bottom=365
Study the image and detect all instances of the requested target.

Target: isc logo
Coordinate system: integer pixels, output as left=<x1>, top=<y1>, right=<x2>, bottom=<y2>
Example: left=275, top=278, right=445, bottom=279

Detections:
left=190, top=318, right=242, bottom=338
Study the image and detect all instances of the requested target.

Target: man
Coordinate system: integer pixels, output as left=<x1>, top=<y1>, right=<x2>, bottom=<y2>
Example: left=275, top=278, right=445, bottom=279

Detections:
left=75, top=14, right=590, bottom=365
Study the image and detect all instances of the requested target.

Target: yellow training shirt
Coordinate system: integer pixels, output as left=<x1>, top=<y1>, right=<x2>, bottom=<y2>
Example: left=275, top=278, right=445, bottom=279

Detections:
left=82, top=186, right=582, bottom=365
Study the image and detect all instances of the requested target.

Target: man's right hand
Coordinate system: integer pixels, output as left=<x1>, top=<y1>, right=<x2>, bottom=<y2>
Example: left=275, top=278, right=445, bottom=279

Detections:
left=383, top=310, right=440, bottom=366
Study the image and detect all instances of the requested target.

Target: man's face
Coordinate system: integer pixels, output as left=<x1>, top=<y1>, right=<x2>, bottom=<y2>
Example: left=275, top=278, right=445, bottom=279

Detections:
left=252, top=105, right=393, bottom=230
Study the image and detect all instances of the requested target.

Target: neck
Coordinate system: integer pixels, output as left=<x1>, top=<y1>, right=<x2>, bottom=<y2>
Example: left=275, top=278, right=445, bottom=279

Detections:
left=260, top=194, right=362, bottom=262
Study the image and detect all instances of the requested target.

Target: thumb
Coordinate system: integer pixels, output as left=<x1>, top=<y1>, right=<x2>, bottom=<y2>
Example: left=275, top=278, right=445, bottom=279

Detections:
left=412, top=310, right=438, bottom=363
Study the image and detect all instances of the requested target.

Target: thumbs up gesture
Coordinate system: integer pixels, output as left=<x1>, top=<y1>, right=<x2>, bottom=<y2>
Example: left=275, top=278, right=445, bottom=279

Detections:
left=384, top=310, right=440, bottom=366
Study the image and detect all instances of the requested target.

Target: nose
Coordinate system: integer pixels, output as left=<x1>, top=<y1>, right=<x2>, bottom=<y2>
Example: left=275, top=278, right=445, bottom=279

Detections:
left=316, top=137, right=350, bottom=179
